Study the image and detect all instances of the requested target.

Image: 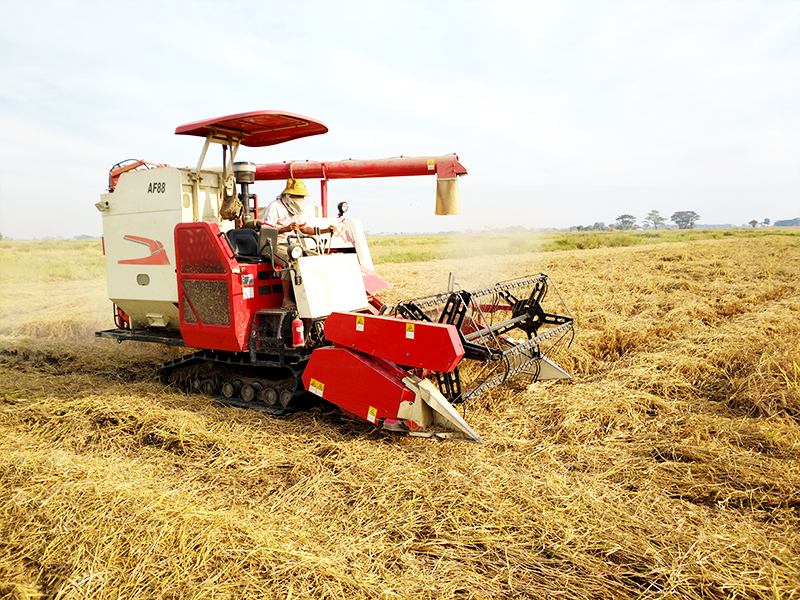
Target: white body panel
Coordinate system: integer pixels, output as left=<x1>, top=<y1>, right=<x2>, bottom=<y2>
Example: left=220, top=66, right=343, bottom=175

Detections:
left=302, top=217, right=375, bottom=271
left=99, top=165, right=372, bottom=328
left=293, top=254, right=368, bottom=319
left=99, top=166, right=225, bottom=328
left=339, top=219, right=375, bottom=272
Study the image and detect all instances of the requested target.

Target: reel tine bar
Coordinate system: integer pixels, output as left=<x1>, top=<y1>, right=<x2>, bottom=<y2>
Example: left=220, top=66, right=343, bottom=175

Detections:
left=395, top=274, right=575, bottom=404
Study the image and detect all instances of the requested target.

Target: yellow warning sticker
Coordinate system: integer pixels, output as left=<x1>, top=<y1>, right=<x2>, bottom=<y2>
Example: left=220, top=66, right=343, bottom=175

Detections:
left=367, top=406, right=378, bottom=423
left=309, top=378, right=325, bottom=397
left=427, top=158, right=435, bottom=171
left=356, top=315, right=365, bottom=332
left=405, top=323, right=415, bottom=339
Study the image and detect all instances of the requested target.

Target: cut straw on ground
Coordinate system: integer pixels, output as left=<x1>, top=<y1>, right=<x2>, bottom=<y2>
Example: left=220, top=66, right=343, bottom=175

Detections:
left=1, top=234, right=799, bottom=599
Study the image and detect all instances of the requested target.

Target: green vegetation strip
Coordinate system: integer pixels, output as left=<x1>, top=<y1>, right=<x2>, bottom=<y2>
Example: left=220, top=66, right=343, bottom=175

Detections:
left=368, top=228, right=800, bottom=263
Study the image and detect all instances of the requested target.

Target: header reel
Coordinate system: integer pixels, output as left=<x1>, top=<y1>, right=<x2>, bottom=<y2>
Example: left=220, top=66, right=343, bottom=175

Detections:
left=395, top=274, right=575, bottom=405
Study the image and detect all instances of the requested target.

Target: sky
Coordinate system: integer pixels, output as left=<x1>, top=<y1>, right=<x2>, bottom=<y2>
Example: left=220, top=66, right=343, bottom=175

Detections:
left=0, top=0, right=798, bottom=239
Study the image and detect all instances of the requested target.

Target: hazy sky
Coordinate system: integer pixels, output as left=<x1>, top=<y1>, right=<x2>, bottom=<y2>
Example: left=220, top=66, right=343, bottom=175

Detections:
left=1, top=0, right=798, bottom=239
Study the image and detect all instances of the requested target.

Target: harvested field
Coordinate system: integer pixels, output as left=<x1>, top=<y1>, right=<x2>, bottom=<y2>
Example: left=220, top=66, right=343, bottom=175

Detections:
left=1, top=233, right=799, bottom=599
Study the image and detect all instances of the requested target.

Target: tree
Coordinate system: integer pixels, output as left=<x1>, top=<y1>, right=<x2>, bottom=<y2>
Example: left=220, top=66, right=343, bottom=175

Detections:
left=591, top=222, right=605, bottom=231
left=749, top=220, right=758, bottom=228
left=671, top=211, right=700, bottom=229
left=643, top=210, right=666, bottom=230
left=615, top=214, right=636, bottom=230
left=762, top=218, right=770, bottom=227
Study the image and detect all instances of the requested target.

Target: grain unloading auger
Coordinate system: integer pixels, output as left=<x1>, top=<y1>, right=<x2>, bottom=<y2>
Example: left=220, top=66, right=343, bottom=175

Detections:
left=95, top=111, right=575, bottom=443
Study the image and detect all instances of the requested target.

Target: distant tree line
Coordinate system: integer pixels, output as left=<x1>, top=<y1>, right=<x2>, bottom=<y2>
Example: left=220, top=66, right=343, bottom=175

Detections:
left=571, top=210, right=700, bottom=231
left=570, top=211, right=799, bottom=231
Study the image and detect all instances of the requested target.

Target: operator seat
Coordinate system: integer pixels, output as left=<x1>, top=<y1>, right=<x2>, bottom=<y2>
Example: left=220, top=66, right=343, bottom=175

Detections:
left=225, top=228, right=262, bottom=263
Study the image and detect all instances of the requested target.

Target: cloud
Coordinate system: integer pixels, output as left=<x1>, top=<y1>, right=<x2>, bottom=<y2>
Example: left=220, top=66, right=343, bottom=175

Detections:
left=0, top=0, right=798, bottom=239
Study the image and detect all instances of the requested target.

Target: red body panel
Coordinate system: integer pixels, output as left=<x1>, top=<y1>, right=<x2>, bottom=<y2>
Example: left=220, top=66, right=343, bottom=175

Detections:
left=360, top=266, right=391, bottom=295
left=324, top=312, right=464, bottom=373
left=119, top=235, right=170, bottom=265
left=302, top=347, right=415, bottom=424
left=175, top=111, right=328, bottom=147
left=174, top=222, right=283, bottom=351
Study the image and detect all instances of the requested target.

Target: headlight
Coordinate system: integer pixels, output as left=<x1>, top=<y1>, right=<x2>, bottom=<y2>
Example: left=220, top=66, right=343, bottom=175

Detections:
left=288, top=243, right=303, bottom=259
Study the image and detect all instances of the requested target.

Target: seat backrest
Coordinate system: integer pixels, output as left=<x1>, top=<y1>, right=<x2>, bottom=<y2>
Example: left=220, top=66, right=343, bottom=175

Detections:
left=258, top=227, right=279, bottom=259
left=226, top=228, right=259, bottom=257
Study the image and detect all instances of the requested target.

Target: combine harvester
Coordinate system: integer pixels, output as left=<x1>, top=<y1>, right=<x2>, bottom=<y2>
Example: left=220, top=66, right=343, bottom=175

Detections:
left=96, top=111, right=574, bottom=442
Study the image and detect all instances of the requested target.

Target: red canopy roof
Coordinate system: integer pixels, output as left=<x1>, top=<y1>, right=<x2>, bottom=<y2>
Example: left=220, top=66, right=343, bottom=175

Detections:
left=175, top=111, right=328, bottom=147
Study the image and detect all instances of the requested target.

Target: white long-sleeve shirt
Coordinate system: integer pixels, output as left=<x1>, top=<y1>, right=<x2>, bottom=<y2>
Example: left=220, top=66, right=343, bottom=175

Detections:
left=262, top=198, right=306, bottom=244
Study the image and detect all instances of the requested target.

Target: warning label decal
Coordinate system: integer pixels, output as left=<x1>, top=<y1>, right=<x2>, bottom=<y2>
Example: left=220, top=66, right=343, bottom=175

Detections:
left=242, top=273, right=254, bottom=299
left=309, top=378, right=325, bottom=397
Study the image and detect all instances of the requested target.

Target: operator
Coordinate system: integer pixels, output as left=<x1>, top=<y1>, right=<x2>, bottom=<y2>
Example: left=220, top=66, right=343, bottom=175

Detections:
left=262, top=179, right=337, bottom=309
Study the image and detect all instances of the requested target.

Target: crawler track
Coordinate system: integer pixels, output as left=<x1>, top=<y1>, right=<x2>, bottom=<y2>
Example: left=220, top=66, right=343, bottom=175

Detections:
left=159, top=349, right=310, bottom=415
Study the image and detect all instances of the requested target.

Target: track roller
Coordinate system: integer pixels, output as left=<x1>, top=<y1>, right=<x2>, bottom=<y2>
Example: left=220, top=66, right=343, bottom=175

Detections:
left=262, top=387, right=279, bottom=406
left=241, top=382, right=262, bottom=403
left=222, top=379, right=242, bottom=399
